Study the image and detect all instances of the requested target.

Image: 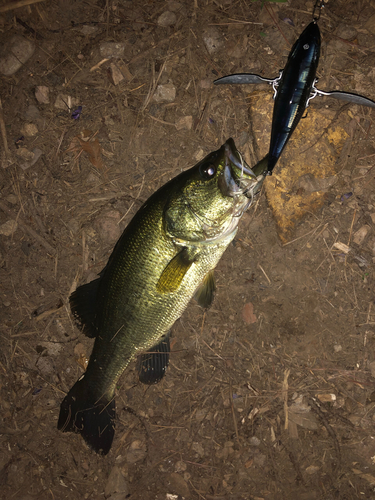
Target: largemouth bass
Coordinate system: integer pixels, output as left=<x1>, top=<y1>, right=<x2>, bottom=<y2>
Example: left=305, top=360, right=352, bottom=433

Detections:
left=214, top=21, right=375, bottom=175
left=58, top=138, right=260, bottom=455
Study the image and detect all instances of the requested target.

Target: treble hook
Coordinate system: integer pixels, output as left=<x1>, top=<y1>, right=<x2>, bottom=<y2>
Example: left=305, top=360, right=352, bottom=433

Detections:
left=312, top=0, right=326, bottom=21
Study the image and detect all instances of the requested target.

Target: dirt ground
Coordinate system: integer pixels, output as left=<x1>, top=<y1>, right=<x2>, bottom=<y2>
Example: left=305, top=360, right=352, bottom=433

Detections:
left=2, top=0, right=375, bottom=498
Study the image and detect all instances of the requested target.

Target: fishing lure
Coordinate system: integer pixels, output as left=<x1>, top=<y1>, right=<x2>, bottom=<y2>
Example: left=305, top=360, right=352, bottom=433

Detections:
left=215, top=21, right=375, bottom=175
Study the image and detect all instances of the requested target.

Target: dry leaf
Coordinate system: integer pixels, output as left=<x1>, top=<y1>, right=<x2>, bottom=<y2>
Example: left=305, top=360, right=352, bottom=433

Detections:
left=67, top=130, right=104, bottom=170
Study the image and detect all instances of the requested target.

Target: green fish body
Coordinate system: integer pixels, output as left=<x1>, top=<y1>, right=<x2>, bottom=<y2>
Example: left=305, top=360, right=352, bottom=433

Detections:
left=58, top=138, right=258, bottom=454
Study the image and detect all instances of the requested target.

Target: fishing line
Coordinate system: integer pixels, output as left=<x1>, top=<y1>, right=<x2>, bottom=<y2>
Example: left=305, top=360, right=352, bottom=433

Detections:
left=312, top=0, right=326, bottom=22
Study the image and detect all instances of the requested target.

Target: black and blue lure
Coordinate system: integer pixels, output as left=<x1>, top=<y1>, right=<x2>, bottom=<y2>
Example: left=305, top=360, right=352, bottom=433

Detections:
left=215, top=20, right=375, bottom=175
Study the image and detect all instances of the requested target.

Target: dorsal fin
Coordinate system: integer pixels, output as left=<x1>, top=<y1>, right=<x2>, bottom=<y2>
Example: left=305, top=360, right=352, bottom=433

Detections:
left=69, top=278, right=100, bottom=338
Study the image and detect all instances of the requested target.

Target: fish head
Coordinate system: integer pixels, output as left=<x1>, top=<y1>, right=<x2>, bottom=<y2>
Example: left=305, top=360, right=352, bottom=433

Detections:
left=164, top=138, right=258, bottom=242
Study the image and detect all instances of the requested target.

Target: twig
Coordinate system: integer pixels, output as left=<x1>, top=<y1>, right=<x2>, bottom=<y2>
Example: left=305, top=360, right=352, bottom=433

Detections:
left=282, top=369, right=290, bottom=430
left=0, top=0, right=46, bottom=13
left=0, top=99, right=10, bottom=158
left=258, top=263, right=271, bottom=284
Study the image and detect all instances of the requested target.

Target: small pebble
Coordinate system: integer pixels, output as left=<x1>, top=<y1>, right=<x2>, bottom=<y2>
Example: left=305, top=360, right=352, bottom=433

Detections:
left=153, top=83, right=176, bottom=103
left=202, top=27, right=224, bottom=54
left=0, top=220, right=17, bottom=236
left=21, top=123, right=38, bottom=137
left=353, top=225, right=370, bottom=246
left=175, top=115, right=192, bottom=131
left=100, top=42, right=126, bottom=59
left=35, top=86, right=50, bottom=104
left=157, top=11, right=177, bottom=27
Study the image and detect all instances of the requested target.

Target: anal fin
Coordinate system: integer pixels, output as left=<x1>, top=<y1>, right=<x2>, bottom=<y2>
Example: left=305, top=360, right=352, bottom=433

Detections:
left=137, top=333, right=171, bottom=385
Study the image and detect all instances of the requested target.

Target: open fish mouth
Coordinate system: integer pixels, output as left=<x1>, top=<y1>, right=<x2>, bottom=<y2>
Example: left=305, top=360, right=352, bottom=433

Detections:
left=221, top=139, right=264, bottom=211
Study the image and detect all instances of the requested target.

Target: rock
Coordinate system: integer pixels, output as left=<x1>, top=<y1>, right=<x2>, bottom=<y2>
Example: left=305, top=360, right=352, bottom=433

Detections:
left=166, top=473, right=190, bottom=498
left=153, top=83, right=176, bottom=103
left=334, top=344, right=342, bottom=353
left=109, top=63, right=124, bottom=85
left=6, top=194, right=18, bottom=205
left=175, top=115, right=192, bottom=130
left=157, top=11, right=177, bottom=27
left=249, top=436, right=260, bottom=447
left=16, top=148, right=43, bottom=170
left=295, top=173, right=337, bottom=193
left=199, top=79, right=212, bottom=89
left=21, top=123, right=38, bottom=137
left=24, top=104, right=41, bottom=121
left=35, top=86, right=50, bottom=104
left=54, top=94, right=79, bottom=111
left=0, top=35, right=35, bottom=76
left=365, top=14, right=375, bottom=35
left=202, top=27, right=224, bottom=55
left=79, top=25, right=99, bottom=36
left=192, top=441, right=204, bottom=457
left=194, top=148, right=205, bottom=161
left=369, top=360, right=375, bottom=378
left=100, top=42, right=127, bottom=59
left=94, top=211, right=122, bottom=243
left=305, top=465, right=320, bottom=475
left=104, top=466, right=129, bottom=498
left=353, top=225, right=370, bottom=246
left=126, top=440, right=147, bottom=463
left=16, top=147, right=34, bottom=162
left=335, top=24, right=358, bottom=40
left=116, top=61, right=133, bottom=81
left=175, top=460, right=187, bottom=472
left=0, top=220, right=17, bottom=236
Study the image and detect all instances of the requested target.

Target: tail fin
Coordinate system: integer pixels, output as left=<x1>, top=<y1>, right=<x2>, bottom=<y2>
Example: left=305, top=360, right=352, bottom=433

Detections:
left=58, top=375, right=115, bottom=455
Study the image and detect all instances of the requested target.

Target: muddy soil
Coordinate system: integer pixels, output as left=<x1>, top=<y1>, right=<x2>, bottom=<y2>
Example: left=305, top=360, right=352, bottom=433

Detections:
left=1, top=0, right=375, bottom=499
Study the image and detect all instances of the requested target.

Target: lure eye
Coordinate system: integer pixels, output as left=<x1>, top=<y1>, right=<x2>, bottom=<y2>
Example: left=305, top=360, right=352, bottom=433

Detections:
left=199, top=163, right=217, bottom=180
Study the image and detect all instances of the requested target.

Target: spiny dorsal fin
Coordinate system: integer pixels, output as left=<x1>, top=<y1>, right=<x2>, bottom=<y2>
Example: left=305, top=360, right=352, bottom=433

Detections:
left=194, top=270, right=216, bottom=309
left=156, top=248, right=196, bottom=294
left=69, top=278, right=100, bottom=338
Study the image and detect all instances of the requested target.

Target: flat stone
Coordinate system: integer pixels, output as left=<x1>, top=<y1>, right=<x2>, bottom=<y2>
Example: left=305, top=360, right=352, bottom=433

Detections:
left=0, top=220, right=17, bottom=236
left=153, top=83, right=176, bottom=103
left=100, top=42, right=126, bottom=59
left=157, top=11, right=177, bottom=27
left=0, top=35, right=35, bottom=76
left=202, top=27, right=224, bottom=54
left=35, top=86, right=50, bottom=104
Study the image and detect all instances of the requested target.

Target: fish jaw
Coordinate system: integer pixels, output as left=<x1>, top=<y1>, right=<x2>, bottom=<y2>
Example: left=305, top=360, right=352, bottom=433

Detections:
left=268, top=21, right=321, bottom=173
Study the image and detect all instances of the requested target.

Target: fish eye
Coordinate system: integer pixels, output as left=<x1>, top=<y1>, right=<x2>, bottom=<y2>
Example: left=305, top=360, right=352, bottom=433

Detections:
left=303, top=43, right=309, bottom=50
left=199, top=163, right=217, bottom=180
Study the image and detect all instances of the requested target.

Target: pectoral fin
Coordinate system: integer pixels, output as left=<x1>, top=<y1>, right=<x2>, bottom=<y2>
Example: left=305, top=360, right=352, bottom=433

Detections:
left=137, top=332, right=171, bottom=385
left=156, top=248, right=195, bottom=293
left=194, top=270, right=216, bottom=309
left=214, top=73, right=275, bottom=85
left=316, top=89, right=375, bottom=108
